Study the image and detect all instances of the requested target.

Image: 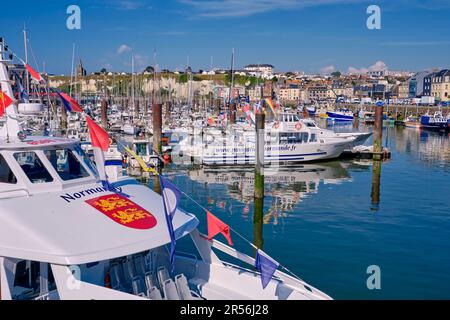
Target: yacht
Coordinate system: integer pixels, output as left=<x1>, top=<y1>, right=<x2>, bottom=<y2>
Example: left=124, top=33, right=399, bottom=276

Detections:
left=0, top=38, right=331, bottom=300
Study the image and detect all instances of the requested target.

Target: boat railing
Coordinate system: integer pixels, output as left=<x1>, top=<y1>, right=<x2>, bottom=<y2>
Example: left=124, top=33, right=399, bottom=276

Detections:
left=208, top=236, right=328, bottom=298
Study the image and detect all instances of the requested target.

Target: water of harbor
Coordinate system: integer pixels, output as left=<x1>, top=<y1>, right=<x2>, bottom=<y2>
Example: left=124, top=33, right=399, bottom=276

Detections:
left=145, top=122, right=450, bottom=299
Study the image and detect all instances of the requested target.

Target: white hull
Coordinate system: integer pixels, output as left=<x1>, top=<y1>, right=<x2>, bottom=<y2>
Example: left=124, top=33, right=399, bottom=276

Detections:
left=201, top=140, right=351, bottom=165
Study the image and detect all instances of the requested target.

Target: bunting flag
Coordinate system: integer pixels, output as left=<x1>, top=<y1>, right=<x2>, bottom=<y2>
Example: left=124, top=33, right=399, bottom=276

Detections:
left=265, top=98, right=277, bottom=116
left=206, top=211, right=233, bottom=246
left=160, top=175, right=181, bottom=268
left=85, top=116, right=110, bottom=151
left=25, top=63, right=43, bottom=83
left=57, top=91, right=83, bottom=113
left=255, top=249, right=280, bottom=289
left=0, top=91, right=13, bottom=117
left=12, top=71, right=29, bottom=102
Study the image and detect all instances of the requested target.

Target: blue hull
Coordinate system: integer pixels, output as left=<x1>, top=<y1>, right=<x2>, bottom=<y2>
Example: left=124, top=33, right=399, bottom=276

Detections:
left=326, top=111, right=354, bottom=121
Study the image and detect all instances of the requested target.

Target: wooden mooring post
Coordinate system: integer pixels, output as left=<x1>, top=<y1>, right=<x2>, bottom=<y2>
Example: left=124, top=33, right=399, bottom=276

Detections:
left=253, top=105, right=265, bottom=251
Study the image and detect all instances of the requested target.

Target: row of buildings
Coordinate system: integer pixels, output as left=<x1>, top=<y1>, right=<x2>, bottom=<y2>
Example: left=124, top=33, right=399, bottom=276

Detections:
left=67, top=60, right=449, bottom=104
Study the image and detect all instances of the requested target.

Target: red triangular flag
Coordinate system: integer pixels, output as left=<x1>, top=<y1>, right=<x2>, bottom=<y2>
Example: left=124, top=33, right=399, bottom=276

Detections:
left=207, top=211, right=233, bottom=246
left=0, top=91, right=13, bottom=117
left=85, top=116, right=110, bottom=151
left=59, top=91, right=83, bottom=113
left=25, top=63, right=42, bottom=82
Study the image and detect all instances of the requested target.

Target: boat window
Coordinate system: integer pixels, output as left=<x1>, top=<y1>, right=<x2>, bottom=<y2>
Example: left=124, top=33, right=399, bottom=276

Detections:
left=14, top=152, right=53, bottom=184
left=135, top=143, right=147, bottom=156
left=44, top=149, right=90, bottom=181
left=302, top=132, right=309, bottom=143
left=310, top=133, right=317, bottom=142
left=12, top=260, right=56, bottom=300
left=73, top=145, right=98, bottom=177
left=0, top=154, right=17, bottom=184
left=305, top=122, right=316, bottom=128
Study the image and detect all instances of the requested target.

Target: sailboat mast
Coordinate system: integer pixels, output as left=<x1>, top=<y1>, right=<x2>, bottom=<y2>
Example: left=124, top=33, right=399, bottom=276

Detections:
left=229, top=48, right=235, bottom=105
left=23, top=26, right=30, bottom=94
left=70, top=43, right=75, bottom=97
left=131, top=52, right=135, bottom=118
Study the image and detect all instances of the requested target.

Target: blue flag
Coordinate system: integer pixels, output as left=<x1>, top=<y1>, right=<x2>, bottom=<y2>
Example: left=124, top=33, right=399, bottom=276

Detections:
left=255, top=249, right=280, bottom=289
left=160, top=176, right=181, bottom=269
left=56, top=90, right=73, bottom=112
left=12, top=71, right=29, bottom=102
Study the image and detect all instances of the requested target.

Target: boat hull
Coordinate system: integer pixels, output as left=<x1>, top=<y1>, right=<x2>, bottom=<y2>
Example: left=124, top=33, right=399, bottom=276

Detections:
left=201, top=140, right=351, bottom=165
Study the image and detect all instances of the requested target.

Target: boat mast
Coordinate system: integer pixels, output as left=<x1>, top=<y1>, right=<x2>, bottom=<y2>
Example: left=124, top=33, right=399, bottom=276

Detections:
left=229, top=48, right=235, bottom=105
left=70, top=43, right=75, bottom=97
left=23, top=25, right=29, bottom=94
left=131, top=51, right=135, bottom=120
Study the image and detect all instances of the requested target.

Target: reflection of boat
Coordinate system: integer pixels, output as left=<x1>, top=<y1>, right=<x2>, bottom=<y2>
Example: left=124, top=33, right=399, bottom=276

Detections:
left=188, top=162, right=352, bottom=208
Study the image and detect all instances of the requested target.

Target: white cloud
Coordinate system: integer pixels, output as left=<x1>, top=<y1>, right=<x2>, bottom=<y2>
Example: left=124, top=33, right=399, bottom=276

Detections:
left=179, top=0, right=365, bottom=18
left=113, top=1, right=152, bottom=11
left=320, top=65, right=336, bottom=74
left=117, top=44, right=132, bottom=54
left=369, top=61, right=387, bottom=72
left=347, top=61, right=388, bottom=74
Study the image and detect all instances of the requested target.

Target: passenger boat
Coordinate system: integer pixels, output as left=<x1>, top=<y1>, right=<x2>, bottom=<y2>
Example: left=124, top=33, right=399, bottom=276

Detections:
left=0, top=39, right=330, bottom=300
left=186, top=113, right=359, bottom=165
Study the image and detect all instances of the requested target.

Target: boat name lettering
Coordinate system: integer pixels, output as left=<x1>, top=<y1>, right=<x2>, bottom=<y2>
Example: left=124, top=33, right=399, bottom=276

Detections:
left=60, top=186, right=123, bottom=203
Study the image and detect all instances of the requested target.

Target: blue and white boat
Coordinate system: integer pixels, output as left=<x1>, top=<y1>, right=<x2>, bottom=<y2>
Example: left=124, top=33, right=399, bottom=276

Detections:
left=420, top=111, right=449, bottom=132
left=326, top=109, right=354, bottom=123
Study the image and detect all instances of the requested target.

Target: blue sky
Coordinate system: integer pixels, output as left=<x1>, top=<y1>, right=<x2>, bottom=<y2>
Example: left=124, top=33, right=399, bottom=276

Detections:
left=1, top=0, right=449, bottom=75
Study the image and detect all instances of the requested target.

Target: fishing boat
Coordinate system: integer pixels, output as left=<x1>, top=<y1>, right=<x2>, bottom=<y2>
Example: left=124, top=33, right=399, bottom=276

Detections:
left=326, top=109, right=354, bottom=123
left=404, top=115, right=422, bottom=129
left=420, top=111, right=449, bottom=132
left=0, top=38, right=331, bottom=300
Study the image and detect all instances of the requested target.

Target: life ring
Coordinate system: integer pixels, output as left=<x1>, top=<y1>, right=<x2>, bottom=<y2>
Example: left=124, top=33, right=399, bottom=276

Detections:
left=295, top=123, right=302, bottom=130
left=274, top=122, right=280, bottom=129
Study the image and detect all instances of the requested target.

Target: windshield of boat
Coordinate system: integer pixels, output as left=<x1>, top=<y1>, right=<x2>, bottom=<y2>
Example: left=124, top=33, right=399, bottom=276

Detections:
left=0, top=154, right=17, bottom=184
left=304, top=121, right=317, bottom=128
left=44, top=148, right=90, bottom=181
left=14, top=151, right=54, bottom=184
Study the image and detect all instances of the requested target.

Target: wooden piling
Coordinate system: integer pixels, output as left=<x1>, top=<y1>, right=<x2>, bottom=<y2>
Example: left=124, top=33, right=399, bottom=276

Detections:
left=152, top=103, right=162, bottom=155
left=371, top=159, right=381, bottom=211
left=253, top=106, right=265, bottom=251
left=101, top=98, right=108, bottom=129
left=230, top=102, right=236, bottom=124
left=60, top=106, right=67, bottom=131
left=373, top=103, right=383, bottom=160
left=254, top=108, right=265, bottom=199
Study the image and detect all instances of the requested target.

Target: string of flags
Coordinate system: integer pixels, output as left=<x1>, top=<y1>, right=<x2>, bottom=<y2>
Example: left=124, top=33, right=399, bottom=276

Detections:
left=155, top=171, right=281, bottom=290
left=8, top=53, right=283, bottom=290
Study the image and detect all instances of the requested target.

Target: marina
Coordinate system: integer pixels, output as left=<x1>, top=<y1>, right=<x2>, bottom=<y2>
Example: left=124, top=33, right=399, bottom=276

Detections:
left=0, top=1, right=449, bottom=305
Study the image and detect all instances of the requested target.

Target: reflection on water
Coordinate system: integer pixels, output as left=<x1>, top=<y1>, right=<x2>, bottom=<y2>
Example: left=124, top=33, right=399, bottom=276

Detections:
left=188, top=162, right=354, bottom=224
left=139, top=126, right=449, bottom=299
left=394, top=128, right=450, bottom=169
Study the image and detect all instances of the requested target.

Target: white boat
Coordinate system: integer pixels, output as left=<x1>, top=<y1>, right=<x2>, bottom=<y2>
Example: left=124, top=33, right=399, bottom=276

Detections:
left=0, top=38, right=330, bottom=300
left=121, top=123, right=136, bottom=136
left=181, top=113, right=366, bottom=165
